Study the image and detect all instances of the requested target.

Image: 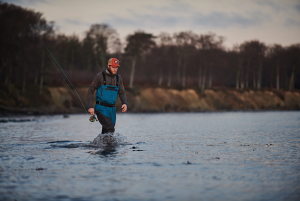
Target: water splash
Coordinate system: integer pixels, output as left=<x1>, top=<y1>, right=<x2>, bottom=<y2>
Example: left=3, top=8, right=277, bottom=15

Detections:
left=91, top=133, right=127, bottom=147
left=47, top=133, right=127, bottom=149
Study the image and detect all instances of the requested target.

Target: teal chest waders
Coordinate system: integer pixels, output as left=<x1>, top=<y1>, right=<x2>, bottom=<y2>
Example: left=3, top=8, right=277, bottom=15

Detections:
left=95, top=72, right=119, bottom=134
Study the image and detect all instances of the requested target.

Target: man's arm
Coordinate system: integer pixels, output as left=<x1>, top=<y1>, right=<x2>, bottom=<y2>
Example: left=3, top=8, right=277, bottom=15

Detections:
left=118, top=75, right=127, bottom=112
left=87, top=73, right=102, bottom=115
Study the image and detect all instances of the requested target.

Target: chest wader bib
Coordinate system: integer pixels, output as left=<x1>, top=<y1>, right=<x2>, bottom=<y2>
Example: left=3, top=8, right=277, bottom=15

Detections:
left=95, top=72, right=119, bottom=134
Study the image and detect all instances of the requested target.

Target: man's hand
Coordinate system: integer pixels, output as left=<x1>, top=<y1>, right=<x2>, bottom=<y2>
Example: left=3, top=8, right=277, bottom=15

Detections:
left=88, top=108, right=94, bottom=116
left=121, top=104, right=127, bottom=113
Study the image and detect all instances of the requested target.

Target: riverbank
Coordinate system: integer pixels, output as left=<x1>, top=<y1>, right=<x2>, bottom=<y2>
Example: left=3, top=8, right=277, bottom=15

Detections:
left=0, top=86, right=299, bottom=115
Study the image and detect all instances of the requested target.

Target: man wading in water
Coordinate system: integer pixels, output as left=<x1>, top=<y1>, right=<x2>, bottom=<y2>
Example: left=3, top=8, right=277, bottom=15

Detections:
left=87, top=58, right=127, bottom=134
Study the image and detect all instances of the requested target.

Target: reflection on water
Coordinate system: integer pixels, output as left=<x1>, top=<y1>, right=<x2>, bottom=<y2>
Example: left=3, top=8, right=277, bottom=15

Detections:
left=94, top=145, right=117, bottom=157
left=0, top=112, right=300, bottom=201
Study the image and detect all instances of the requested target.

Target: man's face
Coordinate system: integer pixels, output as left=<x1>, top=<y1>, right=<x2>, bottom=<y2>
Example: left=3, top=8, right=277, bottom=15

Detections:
left=108, top=65, right=118, bottom=74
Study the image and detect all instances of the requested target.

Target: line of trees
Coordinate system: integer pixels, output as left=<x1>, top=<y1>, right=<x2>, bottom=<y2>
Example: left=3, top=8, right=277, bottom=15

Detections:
left=1, top=2, right=299, bottom=96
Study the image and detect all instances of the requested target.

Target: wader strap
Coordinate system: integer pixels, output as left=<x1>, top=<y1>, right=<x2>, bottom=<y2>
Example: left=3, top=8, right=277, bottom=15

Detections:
left=102, top=72, right=106, bottom=85
left=116, top=74, right=119, bottom=86
left=96, top=101, right=115, bottom=107
left=103, top=72, right=118, bottom=86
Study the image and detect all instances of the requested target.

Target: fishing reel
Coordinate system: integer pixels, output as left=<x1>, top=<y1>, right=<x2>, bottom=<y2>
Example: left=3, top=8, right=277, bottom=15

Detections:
left=89, top=116, right=97, bottom=122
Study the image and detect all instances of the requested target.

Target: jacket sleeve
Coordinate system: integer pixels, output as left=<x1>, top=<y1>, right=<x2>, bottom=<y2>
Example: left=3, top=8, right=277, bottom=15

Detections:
left=118, top=75, right=127, bottom=105
left=87, top=73, right=102, bottom=108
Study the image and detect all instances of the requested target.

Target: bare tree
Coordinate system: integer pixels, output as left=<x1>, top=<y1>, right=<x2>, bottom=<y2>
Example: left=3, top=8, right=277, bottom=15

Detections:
left=267, top=45, right=283, bottom=91
left=239, top=41, right=266, bottom=89
left=86, top=24, right=119, bottom=71
left=157, top=32, right=173, bottom=86
left=125, top=31, right=156, bottom=88
left=174, top=31, right=198, bottom=87
left=287, top=44, right=300, bottom=91
left=197, top=33, right=224, bottom=90
left=233, top=44, right=243, bottom=89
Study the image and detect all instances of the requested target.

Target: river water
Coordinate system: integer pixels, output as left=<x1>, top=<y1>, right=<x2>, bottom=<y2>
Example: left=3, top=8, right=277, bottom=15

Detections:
left=0, top=112, right=300, bottom=201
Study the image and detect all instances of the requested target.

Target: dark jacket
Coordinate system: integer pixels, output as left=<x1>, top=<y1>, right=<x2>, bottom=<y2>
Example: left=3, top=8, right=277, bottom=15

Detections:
left=87, top=68, right=127, bottom=108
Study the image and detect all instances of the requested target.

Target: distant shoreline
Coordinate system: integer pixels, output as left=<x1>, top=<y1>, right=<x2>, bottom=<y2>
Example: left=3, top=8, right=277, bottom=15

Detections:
left=1, top=86, right=299, bottom=116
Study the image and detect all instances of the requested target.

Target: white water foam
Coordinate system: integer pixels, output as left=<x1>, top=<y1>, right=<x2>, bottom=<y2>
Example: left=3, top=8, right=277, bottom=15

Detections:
left=91, top=133, right=127, bottom=147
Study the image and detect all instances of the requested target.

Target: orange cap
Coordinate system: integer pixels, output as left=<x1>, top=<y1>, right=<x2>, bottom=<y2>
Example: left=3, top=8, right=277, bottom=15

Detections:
left=108, top=58, right=121, bottom=67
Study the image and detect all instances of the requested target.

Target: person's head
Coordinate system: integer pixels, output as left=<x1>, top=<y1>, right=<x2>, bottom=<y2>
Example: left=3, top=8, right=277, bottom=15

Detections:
left=107, top=58, right=120, bottom=74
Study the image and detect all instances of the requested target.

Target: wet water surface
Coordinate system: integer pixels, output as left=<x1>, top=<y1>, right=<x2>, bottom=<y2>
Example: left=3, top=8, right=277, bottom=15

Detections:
left=0, top=112, right=300, bottom=201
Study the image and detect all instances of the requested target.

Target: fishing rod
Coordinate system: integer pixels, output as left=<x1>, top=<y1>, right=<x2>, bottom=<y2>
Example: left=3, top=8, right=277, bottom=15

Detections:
left=26, top=20, right=97, bottom=122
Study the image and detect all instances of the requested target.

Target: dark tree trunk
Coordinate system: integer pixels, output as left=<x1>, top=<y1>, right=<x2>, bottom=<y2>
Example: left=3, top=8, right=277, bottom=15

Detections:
left=100, top=51, right=106, bottom=71
left=208, top=70, right=212, bottom=88
left=240, top=69, right=244, bottom=89
left=253, top=70, right=256, bottom=88
left=289, top=65, right=295, bottom=91
left=87, top=55, right=92, bottom=71
left=276, top=61, right=280, bottom=91
left=245, top=64, right=249, bottom=88
left=236, top=68, right=240, bottom=89
left=236, top=59, right=241, bottom=89
left=34, top=67, right=38, bottom=85
left=8, top=63, right=12, bottom=93
left=4, top=61, right=10, bottom=86
left=181, top=58, right=186, bottom=87
left=201, top=64, right=207, bottom=91
left=177, top=55, right=182, bottom=85
left=257, top=61, right=262, bottom=89
left=167, top=68, right=172, bottom=87
left=198, top=67, right=202, bottom=89
left=39, top=50, right=45, bottom=94
left=95, top=54, right=100, bottom=70
left=129, top=56, right=137, bottom=88
left=22, top=64, right=26, bottom=94
left=158, top=68, right=163, bottom=86
left=69, top=49, right=74, bottom=79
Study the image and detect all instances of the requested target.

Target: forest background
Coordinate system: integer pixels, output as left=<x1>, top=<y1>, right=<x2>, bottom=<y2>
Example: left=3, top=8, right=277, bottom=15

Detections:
left=0, top=2, right=299, bottom=114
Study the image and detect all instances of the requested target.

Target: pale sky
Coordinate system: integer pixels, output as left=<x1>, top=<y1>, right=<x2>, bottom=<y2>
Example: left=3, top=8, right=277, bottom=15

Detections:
left=5, top=0, right=300, bottom=49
